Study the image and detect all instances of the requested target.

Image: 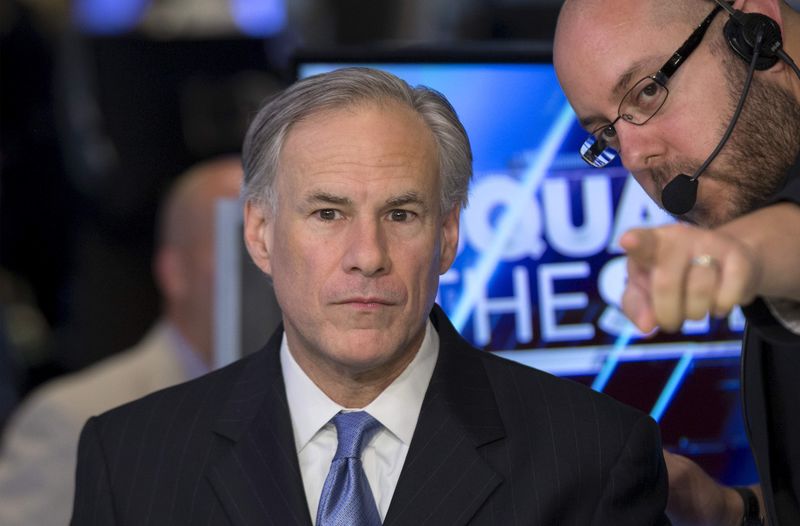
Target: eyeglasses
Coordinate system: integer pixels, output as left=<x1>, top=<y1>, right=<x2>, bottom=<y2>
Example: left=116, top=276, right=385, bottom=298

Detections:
left=580, top=3, right=724, bottom=168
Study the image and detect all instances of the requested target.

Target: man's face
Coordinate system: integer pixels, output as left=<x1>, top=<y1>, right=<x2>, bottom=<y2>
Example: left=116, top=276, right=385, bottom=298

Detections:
left=554, top=0, right=799, bottom=227
left=246, top=102, right=459, bottom=381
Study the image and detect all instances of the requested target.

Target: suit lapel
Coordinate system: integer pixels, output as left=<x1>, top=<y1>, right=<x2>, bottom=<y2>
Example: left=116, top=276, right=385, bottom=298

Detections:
left=207, top=328, right=313, bottom=526
left=205, top=307, right=505, bottom=526
left=384, top=306, right=505, bottom=526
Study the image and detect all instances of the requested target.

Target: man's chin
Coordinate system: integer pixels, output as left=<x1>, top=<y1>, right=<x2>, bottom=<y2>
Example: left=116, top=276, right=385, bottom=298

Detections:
left=327, top=347, right=411, bottom=380
left=680, top=208, right=722, bottom=229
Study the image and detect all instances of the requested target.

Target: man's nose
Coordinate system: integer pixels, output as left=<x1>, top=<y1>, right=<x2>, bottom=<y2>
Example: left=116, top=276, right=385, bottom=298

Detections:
left=615, top=120, right=666, bottom=175
left=341, top=218, right=390, bottom=277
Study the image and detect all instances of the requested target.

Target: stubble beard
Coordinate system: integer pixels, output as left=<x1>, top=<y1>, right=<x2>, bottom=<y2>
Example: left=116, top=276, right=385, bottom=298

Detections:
left=649, top=49, right=800, bottom=228
left=705, top=52, right=800, bottom=224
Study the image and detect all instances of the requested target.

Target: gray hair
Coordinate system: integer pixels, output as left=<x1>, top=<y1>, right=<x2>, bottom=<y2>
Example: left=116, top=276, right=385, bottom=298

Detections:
left=242, top=67, right=472, bottom=214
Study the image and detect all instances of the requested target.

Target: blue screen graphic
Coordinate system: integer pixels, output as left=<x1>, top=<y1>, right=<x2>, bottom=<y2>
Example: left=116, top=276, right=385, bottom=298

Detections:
left=298, top=60, right=757, bottom=484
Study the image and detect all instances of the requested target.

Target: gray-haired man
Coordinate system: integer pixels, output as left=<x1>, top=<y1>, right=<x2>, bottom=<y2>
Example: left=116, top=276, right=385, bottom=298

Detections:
left=71, top=67, right=669, bottom=525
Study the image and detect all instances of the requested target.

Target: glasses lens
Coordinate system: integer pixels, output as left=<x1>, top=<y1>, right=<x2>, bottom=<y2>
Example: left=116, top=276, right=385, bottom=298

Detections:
left=619, top=76, right=668, bottom=125
left=580, top=130, right=618, bottom=168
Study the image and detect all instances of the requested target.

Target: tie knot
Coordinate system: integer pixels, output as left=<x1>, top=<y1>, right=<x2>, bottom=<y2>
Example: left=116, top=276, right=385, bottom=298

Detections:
left=332, top=411, right=381, bottom=460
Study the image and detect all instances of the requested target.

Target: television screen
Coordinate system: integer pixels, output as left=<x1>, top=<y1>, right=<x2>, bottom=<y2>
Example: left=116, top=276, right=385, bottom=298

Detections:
left=215, top=48, right=756, bottom=486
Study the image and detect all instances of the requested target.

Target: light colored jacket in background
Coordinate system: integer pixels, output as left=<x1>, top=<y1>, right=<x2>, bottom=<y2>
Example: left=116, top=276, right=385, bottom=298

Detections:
left=0, top=323, right=192, bottom=526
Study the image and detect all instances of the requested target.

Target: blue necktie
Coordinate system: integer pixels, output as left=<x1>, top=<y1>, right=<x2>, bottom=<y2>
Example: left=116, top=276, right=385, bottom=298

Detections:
left=316, top=411, right=382, bottom=526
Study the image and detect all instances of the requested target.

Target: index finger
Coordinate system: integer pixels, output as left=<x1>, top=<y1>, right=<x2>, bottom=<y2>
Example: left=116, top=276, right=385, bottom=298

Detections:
left=620, top=227, right=659, bottom=267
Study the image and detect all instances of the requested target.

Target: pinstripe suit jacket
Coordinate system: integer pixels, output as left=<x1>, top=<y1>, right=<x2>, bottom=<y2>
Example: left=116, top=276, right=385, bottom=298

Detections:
left=71, top=305, right=670, bottom=525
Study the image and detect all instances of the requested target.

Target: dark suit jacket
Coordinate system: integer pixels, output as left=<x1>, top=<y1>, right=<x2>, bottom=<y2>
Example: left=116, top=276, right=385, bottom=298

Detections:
left=71, top=306, right=669, bottom=525
left=741, top=310, right=800, bottom=526
left=740, top=153, right=800, bottom=526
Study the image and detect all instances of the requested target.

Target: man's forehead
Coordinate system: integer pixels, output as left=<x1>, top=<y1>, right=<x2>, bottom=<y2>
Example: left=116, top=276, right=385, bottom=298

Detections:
left=556, top=0, right=700, bottom=72
left=555, top=2, right=685, bottom=125
left=276, top=141, right=440, bottom=202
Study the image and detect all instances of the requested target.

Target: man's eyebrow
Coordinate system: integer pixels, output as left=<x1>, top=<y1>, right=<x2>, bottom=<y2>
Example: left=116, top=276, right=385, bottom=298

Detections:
left=386, top=192, right=428, bottom=210
left=611, top=64, right=641, bottom=99
left=386, top=192, right=423, bottom=206
left=302, top=191, right=429, bottom=210
left=614, top=54, right=665, bottom=96
left=305, top=191, right=352, bottom=206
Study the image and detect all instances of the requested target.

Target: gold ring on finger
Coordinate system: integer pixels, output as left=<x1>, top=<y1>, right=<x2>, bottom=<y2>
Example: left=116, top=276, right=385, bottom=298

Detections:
left=690, top=254, right=719, bottom=269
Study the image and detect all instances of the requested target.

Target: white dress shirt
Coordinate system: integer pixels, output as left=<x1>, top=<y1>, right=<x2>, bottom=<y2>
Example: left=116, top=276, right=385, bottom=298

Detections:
left=280, top=321, right=439, bottom=523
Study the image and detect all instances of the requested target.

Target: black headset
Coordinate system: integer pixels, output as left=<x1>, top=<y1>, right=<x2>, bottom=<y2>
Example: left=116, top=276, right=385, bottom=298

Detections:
left=660, top=0, right=799, bottom=216
left=723, top=6, right=782, bottom=69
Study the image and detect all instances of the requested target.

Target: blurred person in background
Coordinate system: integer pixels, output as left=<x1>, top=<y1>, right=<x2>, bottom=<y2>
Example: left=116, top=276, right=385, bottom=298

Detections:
left=0, top=269, right=53, bottom=431
left=0, top=156, right=242, bottom=526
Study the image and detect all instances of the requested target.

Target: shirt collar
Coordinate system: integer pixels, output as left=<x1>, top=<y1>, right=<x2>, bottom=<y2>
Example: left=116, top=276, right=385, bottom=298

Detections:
left=281, top=319, right=439, bottom=453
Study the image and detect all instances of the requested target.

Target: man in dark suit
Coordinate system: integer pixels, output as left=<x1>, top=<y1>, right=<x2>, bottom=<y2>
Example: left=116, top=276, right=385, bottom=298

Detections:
left=71, top=67, right=670, bottom=525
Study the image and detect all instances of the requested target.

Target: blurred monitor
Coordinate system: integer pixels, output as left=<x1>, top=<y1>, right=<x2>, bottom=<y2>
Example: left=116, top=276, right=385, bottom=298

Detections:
left=215, top=47, right=756, bottom=486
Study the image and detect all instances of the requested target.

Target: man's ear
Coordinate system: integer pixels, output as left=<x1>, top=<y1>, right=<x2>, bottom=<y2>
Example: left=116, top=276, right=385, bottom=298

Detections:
left=735, top=0, right=782, bottom=24
left=153, top=246, right=186, bottom=303
left=243, top=200, right=274, bottom=276
left=439, top=206, right=461, bottom=275
left=732, top=0, right=786, bottom=69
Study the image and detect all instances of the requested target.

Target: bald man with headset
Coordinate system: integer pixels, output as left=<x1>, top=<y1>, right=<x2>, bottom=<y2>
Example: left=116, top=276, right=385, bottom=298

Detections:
left=555, top=1, right=800, bottom=525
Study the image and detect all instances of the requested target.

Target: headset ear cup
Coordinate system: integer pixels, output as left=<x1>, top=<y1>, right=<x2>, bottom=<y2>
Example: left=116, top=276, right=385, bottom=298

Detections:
left=723, top=12, right=782, bottom=70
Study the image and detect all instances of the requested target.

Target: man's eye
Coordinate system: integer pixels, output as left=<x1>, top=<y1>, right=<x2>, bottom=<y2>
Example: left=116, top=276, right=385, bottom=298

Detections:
left=641, top=82, right=659, bottom=97
left=633, top=81, right=664, bottom=110
left=389, top=209, right=414, bottom=222
left=600, top=126, right=617, bottom=139
left=316, top=209, right=339, bottom=221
